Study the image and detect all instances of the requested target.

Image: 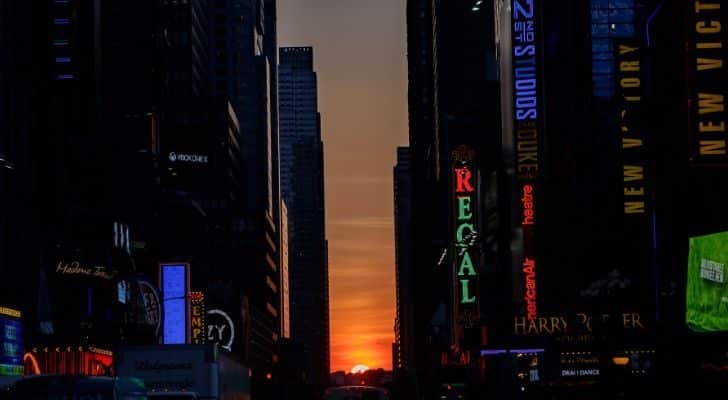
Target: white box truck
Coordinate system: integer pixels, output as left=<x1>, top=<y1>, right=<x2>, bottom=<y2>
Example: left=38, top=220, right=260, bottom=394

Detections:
left=115, top=344, right=250, bottom=400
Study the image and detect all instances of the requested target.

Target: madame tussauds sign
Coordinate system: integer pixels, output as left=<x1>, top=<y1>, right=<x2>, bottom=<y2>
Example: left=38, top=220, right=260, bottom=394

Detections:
left=56, top=261, right=117, bottom=280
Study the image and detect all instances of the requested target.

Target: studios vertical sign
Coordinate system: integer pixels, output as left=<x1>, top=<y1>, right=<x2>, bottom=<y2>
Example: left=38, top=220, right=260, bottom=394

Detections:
left=512, top=0, right=542, bottom=321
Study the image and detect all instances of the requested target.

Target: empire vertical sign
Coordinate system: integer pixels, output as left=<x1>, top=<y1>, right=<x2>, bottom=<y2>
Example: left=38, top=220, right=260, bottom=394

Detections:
left=687, top=0, right=728, bottom=166
left=189, top=292, right=206, bottom=345
left=512, top=0, right=541, bottom=320
left=452, top=147, right=480, bottom=330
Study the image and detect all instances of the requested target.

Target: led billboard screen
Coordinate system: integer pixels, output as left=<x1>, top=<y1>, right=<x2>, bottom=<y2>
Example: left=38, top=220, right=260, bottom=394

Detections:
left=687, top=231, right=728, bottom=332
left=160, top=263, right=190, bottom=344
left=0, top=316, right=23, bottom=376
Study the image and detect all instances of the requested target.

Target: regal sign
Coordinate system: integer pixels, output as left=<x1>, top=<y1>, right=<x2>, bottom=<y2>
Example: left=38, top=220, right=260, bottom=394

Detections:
left=452, top=147, right=480, bottom=331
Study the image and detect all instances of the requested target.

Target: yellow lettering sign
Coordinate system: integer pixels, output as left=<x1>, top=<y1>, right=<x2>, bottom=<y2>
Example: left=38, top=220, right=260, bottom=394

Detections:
left=698, top=93, right=724, bottom=114
left=700, top=140, right=727, bottom=155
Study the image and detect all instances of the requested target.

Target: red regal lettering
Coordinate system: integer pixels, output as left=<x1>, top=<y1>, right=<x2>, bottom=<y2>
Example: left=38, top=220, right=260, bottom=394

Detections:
left=455, top=168, right=475, bottom=193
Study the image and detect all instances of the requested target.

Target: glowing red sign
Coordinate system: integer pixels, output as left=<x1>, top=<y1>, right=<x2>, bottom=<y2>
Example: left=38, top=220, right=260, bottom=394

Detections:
left=521, top=184, right=538, bottom=320
left=521, top=184, right=534, bottom=225
left=523, top=257, right=537, bottom=320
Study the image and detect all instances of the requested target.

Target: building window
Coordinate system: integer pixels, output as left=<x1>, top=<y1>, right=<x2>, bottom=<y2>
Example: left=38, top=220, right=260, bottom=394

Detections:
left=591, top=0, right=635, bottom=98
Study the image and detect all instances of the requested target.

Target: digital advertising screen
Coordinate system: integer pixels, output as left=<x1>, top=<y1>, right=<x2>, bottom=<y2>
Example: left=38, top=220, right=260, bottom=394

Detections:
left=0, top=316, right=24, bottom=376
left=687, top=231, right=728, bottom=332
left=160, top=263, right=190, bottom=344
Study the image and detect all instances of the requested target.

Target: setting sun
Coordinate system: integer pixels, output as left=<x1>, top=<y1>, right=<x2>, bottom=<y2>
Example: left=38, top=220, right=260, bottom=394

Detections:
left=351, top=364, right=370, bottom=374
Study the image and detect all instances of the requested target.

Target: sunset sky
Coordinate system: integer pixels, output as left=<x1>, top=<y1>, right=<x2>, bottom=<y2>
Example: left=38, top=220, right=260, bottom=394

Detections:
left=279, top=0, right=408, bottom=372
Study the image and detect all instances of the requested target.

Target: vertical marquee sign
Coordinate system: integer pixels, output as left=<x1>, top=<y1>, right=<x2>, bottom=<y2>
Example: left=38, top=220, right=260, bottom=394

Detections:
left=452, top=146, right=480, bottom=335
left=189, top=292, right=206, bottom=345
left=687, top=0, right=728, bottom=166
left=512, top=0, right=542, bottom=321
left=618, top=39, right=648, bottom=216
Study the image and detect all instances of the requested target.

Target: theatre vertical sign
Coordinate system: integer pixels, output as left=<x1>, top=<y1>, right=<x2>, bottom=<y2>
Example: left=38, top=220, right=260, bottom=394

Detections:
left=512, top=0, right=542, bottom=321
left=452, top=147, right=480, bottom=331
left=688, top=0, right=728, bottom=166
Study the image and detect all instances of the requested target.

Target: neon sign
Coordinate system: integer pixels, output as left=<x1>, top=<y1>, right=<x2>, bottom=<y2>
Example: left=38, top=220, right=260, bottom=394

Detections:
left=512, top=0, right=542, bottom=322
left=206, top=309, right=235, bottom=351
left=56, top=261, right=117, bottom=280
left=452, top=147, right=480, bottom=330
left=0, top=307, right=20, bottom=319
left=521, top=184, right=534, bottom=225
left=190, top=292, right=206, bottom=345
left=513, top=0, right=537, bottom=122
left=523, top=257, right=537, bottom=320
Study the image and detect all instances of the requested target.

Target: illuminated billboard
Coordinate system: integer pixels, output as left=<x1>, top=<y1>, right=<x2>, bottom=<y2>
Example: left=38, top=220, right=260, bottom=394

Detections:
left=687, top=1, right=728, bottom=166
left=511, top=0, right=542, bottom=321
left=451, top=146, right=480, bottom=335
left=0, top=308, right=23, bottom=377
left=189, top=292, right=206, bottom=345
left=160, top=263, right=190, bottom=344
left=687, top=231, right=728, bottom=332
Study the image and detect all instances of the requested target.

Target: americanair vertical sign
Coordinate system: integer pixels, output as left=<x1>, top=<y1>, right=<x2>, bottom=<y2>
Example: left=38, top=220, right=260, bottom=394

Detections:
left=452, top=147, right=480, bottom=331
left=512, top=0, right=542, bottom=321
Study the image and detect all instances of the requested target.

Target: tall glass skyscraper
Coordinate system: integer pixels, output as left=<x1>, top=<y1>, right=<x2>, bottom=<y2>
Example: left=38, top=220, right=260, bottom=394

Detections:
left=278, top=46, right=330, bottom=387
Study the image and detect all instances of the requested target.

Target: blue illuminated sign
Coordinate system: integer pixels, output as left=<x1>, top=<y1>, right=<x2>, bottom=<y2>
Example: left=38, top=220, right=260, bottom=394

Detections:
left=512, top=0, right=538, bottom=122
left=0, top=317, right=23, bottom=376
left=161, top=264, right=189, bottom=345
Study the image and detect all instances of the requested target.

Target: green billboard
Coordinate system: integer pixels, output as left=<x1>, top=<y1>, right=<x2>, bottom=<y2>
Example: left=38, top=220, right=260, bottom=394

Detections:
left=687, top=231, right=728, bottom=332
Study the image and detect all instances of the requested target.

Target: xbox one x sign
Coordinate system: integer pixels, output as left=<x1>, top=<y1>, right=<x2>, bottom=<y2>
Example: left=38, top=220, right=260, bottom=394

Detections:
left=168, top=152, right=208, bottom=164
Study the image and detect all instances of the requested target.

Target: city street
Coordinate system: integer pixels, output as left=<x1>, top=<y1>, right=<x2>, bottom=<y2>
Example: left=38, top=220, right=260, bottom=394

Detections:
left=1, top=1, right=728, bottom=399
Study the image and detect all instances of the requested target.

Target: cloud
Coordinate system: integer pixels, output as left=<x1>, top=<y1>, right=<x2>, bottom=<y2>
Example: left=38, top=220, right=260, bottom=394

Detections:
left=329, top=216, right=392, bottom=229
left=327, top=176, right=390, bottom=185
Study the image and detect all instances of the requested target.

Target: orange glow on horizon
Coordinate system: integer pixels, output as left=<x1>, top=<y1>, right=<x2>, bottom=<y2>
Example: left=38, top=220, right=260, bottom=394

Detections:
left=351, top=364, right=370, bottom=374
left=279, top=0, right=406, bottom=376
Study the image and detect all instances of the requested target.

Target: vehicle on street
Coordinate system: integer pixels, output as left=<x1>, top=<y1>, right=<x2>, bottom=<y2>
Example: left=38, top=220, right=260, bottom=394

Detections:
left=146, top=391, right=199, bottom=400
left=323, top=386, right=389, bottom=400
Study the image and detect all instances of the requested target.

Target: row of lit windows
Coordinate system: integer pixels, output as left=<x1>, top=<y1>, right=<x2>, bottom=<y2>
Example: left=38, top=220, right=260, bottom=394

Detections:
left=51, top=0, right=74, bottom=80
left=591, top=0, right=635, bottom=98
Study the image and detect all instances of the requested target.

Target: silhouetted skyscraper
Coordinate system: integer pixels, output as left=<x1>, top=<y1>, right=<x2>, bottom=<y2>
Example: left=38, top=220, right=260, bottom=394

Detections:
left=278, top=46, right=329, bottom=386
left=207, top=0, right=282, bottom=378
left=393, top=147, right=415, bottom=378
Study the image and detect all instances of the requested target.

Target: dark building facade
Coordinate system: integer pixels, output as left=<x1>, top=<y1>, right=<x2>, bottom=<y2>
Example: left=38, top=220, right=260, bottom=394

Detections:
left=0, top=0, right=284, bottom=389
left=0, top=0, right=18, bottom=307
left=278, top=46, right=330, bottom=387
left=402, top=1, right=499, bottom=398
left=393, top=147, right=414, bottom=379
left=400, top=0, right=728, bottom=399
left=1, top=0, right=165, bottom=354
